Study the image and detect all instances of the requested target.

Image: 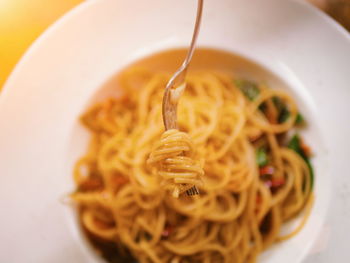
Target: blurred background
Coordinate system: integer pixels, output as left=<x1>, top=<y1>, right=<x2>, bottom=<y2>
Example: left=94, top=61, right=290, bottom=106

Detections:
left=0, top=0, right=349, bottom=89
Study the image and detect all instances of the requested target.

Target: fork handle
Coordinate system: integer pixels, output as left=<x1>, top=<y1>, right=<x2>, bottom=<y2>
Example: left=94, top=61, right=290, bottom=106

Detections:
left=162, top=0, right=204, bottom=130
left=182, top=0, right=203, bottom=71
left=163, top=88, right=178, bottom=130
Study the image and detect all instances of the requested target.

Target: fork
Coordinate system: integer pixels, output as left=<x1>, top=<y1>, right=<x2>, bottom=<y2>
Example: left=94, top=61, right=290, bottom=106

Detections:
left=162, top=0, right=203, bottom=196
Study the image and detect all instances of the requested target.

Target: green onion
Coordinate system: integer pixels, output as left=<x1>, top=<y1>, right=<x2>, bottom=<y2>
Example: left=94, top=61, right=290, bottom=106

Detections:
left=234, top=79, right=260, bottom=101
left=256, top=148, right=268, bottom=167
left=288, top=134, right=314, bottom=190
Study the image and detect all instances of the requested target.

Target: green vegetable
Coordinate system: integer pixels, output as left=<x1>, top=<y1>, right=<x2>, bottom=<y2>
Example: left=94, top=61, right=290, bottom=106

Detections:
left=288, top=134, right=314, bottom=190
left=272, top=97, right=305, bottom=125
left=272, top=96, right=284, bottom=111
left=295, top=113, right=304, bottom=125
left=236, top=84, right=306, bottom=125
left=256, top=148, right=268, bottom=167
left=273, top=97, right=290, bottom=123
left=287, top=134, right=300, bottom=153
left=278, top=108, right=290, bottom=123
left=234, top=79, right=260, bottom=101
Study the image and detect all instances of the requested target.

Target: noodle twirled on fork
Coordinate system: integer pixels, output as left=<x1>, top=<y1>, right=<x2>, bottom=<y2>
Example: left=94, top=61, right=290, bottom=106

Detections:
left=147, top=129, right=204, bottom=197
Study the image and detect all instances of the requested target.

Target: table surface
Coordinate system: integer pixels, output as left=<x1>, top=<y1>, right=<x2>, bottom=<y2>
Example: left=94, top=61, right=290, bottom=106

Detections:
left=0, top=0, right=349, bottom=89
left=0, top=0, right=82, bottom=88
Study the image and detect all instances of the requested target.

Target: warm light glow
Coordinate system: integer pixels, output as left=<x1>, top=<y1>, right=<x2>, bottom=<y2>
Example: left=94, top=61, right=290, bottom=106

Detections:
left=0, top=0, right=82, bottom=88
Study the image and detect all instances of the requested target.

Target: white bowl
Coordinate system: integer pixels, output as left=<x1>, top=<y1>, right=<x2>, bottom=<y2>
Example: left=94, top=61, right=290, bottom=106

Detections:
left=0, top=0, right=349, bottom=262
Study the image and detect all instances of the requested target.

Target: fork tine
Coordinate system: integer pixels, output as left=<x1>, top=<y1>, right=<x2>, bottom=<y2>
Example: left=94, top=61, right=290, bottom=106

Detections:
left=186, top=186, right=199, bottom=196
left=194, top=186, right=199, bottom=194
left=195, top=186, right=199, bottom=194
left=186, top=188, right=192, bottom=195
left=162, top=0, right=203, bottom=131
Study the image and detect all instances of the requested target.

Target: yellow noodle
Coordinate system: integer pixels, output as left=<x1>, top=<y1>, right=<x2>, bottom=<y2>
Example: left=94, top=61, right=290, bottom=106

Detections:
left=71, top=68, right=313, bottom=263
left=148, top=129, right=204, bottom=197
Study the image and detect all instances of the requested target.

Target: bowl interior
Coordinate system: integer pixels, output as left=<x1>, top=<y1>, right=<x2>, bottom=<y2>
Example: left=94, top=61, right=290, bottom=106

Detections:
left=66, top=47, right=328, bottom=263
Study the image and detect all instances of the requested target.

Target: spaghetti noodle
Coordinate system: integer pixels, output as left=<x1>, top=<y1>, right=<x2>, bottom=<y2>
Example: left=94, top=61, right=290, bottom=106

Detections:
left=147, top=129, right=204, bottom=198
left=71, top=68, right=313, bottom=263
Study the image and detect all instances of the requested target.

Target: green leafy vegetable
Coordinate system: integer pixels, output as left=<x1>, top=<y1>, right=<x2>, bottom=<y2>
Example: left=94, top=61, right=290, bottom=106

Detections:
left=295, top=113, right=304, bottom=125
left=236, top=83, right=306, bottom=125
left=272, top=96, right=284, bottom=111
left=278, top=108, right=290, bottom=123
left=288, top=134, right=314, bottom=190
left=234, top=79, right=260, bottom=101
left=287, top=134, right=300, bottom=153
left=272, top=97, right=306, bottom=125
left=272, top=97, right=290, bottom=123
left=256, top=148, right=268, bottom=167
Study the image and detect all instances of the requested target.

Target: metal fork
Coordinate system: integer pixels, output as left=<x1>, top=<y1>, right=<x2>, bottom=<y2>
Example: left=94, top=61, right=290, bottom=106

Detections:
left=162, top=0, right=203, bottom=196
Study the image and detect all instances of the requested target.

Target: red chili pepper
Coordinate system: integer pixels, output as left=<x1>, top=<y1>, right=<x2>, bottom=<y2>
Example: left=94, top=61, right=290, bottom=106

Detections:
left=264, top=180, right=272, bottom=188
left=271, top=178, right=285, bottom=188
left=161, top=226, right=173, bottom=237
left=259, top=165, right=275, bottom=176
